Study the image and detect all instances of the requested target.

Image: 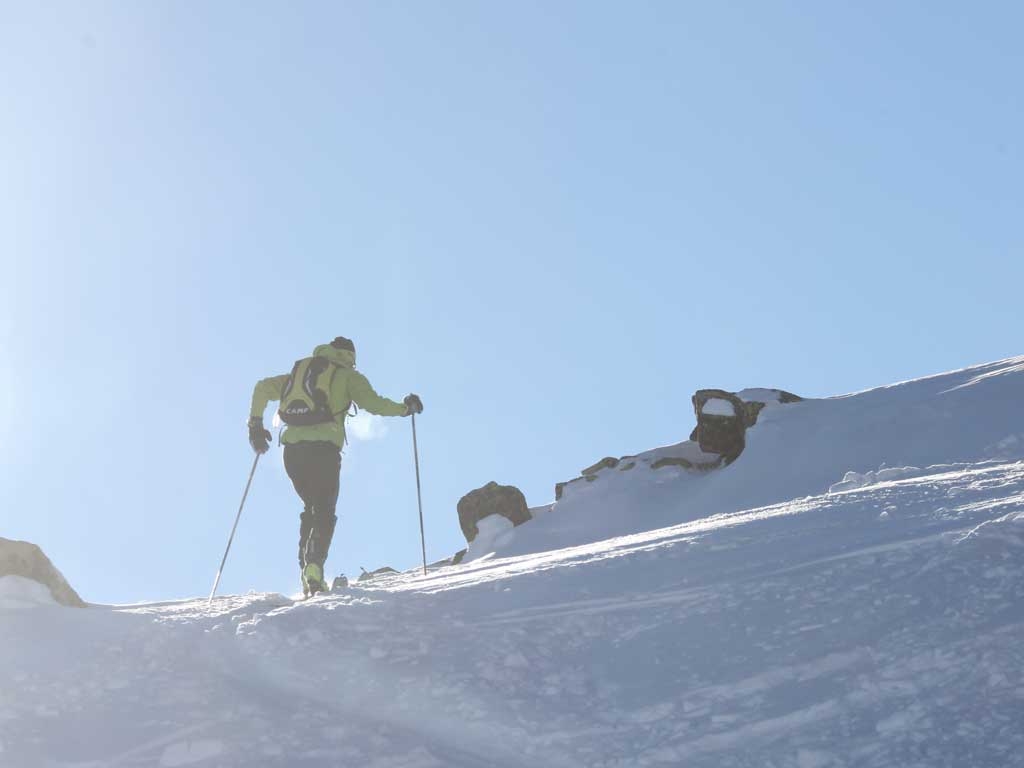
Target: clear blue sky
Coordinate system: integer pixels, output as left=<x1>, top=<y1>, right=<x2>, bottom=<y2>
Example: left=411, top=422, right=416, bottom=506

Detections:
left=1, top=2, right=1020, bottom=604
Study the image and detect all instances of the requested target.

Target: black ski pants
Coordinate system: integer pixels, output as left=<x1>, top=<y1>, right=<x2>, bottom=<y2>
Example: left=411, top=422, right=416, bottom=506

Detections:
left=283, top=441, right=341, bottom=569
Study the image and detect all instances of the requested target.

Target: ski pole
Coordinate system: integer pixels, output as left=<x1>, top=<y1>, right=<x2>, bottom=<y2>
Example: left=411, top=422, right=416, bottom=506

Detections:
left=209, top=452, right=261, bottom=604
left=411, top=413, right=428, bottom=576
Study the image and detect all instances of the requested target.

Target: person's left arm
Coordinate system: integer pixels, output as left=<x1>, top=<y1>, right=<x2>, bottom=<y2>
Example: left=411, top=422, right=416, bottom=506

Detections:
left=348, top=371, right=410, bottom=417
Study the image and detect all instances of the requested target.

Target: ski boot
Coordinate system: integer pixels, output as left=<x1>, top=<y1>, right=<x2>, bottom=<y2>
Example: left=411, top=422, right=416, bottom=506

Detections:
left=302, top=563, right=328, bottom=598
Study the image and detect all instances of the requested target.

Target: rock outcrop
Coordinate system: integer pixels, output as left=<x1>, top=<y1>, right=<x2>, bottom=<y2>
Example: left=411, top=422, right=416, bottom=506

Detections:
left=457, top=482, right=531, bottom=544
left=0, top=538, right=85, bottom=607
left=555, top=439, right=723, bottom=500
left=456, top=387, right=804, bottom=541
left=554, top=387, right=803, bottom=499
left=690, top=388, right=802, bottom=465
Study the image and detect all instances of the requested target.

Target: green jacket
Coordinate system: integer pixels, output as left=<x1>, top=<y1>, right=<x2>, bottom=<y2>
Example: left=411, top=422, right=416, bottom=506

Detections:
left=250, top=344, right=408, bottom=447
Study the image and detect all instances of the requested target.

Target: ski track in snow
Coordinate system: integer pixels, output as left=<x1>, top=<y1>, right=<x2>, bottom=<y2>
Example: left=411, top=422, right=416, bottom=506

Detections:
left=2, top=459, right=1023, bottom=766
left=4, top=356, right=1024, bottom=767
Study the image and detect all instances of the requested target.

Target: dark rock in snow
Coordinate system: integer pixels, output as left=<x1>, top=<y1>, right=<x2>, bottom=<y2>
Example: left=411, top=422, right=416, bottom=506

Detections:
left=581, top=457, right=620, bottom=477
left=457, top=482, right=531, bottom=543
left=555, top=477, right=587, bottom=501
left=691, top=389, right=803, bottom=465
left=550, top=387, right=801, bottom=502
left=691, top=389, right=749, bottom=463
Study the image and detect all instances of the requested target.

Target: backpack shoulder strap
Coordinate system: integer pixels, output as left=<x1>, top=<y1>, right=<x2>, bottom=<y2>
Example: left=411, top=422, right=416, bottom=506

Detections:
left=324, top=362, right=354, bottom=418
left=280, top=358, right=306, bottom=399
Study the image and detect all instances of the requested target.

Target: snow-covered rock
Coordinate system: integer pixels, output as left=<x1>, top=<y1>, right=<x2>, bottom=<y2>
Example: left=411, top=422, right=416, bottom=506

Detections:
left=700, top=397, right=736, bottom=417
left=690, top=387, right=802, bottom=463
left=493, top=356, right=1024, bottom=561
left=555, top=438, right=722, bottom=501
left=456, top=481, right=530, bottom=543
left=0, top=538, right=84, bottom=608
left=554, top=386, right=801, bottom=502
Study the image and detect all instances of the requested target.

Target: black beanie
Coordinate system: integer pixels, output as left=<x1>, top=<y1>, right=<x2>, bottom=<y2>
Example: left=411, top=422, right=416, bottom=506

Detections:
left=330, top=336, right=355, bottom=353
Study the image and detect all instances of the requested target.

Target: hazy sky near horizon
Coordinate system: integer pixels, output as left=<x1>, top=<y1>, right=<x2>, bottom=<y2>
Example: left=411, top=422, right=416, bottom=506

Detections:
left=1, top=2, right=1021, bottom=603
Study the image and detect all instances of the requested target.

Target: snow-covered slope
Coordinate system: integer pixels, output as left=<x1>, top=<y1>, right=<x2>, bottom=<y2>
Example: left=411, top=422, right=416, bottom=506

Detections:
left=490, top=356, right=1024, bottom=559
left=3, top=358, right=1023, bottom=767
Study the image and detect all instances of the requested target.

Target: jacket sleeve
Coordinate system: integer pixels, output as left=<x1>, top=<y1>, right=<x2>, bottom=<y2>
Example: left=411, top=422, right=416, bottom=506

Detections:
left=348, top=371, right=408, bottom=417
left=250, top=374, right=289, bottom=420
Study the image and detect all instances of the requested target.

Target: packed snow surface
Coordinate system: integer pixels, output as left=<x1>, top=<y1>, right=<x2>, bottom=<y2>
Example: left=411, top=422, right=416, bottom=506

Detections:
left=3, top=356, right=1023, bottom=766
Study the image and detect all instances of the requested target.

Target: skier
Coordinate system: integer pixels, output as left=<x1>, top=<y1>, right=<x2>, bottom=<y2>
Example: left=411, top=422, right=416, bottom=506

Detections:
left=247, top=336, right=423, bottom=596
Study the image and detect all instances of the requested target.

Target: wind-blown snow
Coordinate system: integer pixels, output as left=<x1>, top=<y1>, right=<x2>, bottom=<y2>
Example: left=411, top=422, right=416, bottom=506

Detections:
left=826, top=465, right=941, bottom=493
left=3, top=356, right=1023, bottom=766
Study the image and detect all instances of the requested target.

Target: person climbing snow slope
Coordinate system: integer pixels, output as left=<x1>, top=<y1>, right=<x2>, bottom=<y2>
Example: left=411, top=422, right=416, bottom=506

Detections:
left=247, top=336, right=423, bottom=596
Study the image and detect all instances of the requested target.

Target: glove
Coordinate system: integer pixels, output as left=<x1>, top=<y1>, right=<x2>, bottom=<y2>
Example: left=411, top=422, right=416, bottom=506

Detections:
left=248, top=417, right=272, bottom=454
left=403, top=394, right=424, bottom=416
